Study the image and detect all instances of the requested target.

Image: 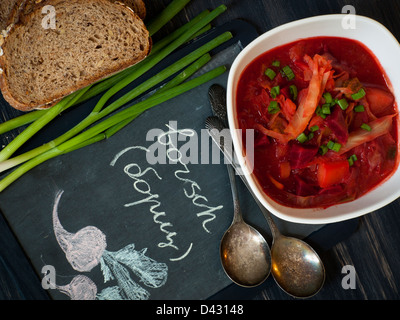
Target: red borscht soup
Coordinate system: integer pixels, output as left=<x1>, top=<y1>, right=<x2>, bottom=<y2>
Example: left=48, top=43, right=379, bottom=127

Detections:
left=236, top=37, right=399, bottom=208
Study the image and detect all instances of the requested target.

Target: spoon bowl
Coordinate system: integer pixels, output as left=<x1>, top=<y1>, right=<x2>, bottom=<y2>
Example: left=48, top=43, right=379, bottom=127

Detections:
left=271, top=235, right=325, bottom=298
left=220, top=219, right=271, bottom=287
left=218, top=161, right=271, bottom=288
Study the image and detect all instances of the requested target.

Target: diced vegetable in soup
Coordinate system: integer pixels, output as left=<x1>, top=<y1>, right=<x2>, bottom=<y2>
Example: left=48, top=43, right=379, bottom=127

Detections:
left=236, top=37, right=399, bottom=208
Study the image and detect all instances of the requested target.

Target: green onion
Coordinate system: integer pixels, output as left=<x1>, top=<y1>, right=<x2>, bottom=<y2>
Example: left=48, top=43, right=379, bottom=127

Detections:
left=265, top=68, right=276, bottom=80
left=354, top=105, right=365, bottom=112
left=289, top=85, right=298, bottom=100
left=270, top=86, right=280, bottom=98
left=297, top=133, right=308, bottom=143
left=348, top=154, right=358, bottom=166
left=319, top=145, right=328, bottom=155
left=351, top=88, right=366, bottom=100
left=327, top=140, right=335, bottom=150
left=322, top=103, right=331, bottom=115
left=328, top=142, right=342, bottom=152
left=333, top=143, right=342, bottom=152
left=0, top=66, right=227, bottom=192
left=146, top=0, right=191, bottom=36
left=308, top=132, right=314, bottom=140
left=310, top=125, right=319, bottom=132
left=316, top=106, right=327, bottom=119
left=282, top=65, right=295, bottom=81
left=106, top=54, right=212, bottom=138
left=323, top=92, right=333, bottom=104
left=338, top=99, right=349, bottom=110
left=0, top=87, right=92, bottom=162
left=268, top=101, right=280, bottom=114
left=272, top=60, right=281, bottom=67
left=0, top=110, right=47, bottom=135
left=361, top=123, right=372, bottom=131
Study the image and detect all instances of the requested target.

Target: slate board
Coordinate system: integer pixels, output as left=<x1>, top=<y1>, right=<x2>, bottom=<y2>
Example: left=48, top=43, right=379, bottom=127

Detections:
left=0, top=20, right=356, bottom=300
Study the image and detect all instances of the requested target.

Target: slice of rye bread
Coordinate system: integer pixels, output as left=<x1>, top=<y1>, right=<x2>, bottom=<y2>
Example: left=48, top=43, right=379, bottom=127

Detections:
left=5, top=0, right=147, bottom=29
left=0, top=0, right=151, bottom=111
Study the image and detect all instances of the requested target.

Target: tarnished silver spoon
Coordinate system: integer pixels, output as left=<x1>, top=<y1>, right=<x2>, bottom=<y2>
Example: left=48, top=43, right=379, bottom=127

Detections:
left=206, top=118, right=271, bottom=288
left=207, top=84, right=325, bottom=298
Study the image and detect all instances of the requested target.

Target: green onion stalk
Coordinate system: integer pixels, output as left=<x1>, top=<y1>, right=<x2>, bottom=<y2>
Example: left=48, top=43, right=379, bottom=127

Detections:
left=0, top=4, right=228, bottom=162
left=0, top=65, right=227, bottom=192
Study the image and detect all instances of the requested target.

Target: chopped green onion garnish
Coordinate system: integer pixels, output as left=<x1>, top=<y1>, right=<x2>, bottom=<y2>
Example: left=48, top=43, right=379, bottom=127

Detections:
left=297, top=133, right=308, bottom=143
left=327, top=140, right=341, bottom=152
left=361, top=123, right=372, bottom=131
left=272, top=60, right=280, bottom=67
left=265, top=68, right=276, bottom=80
left=354, top=105, right=365, bottom=112
left=282, top=65, right=295, bottom=81
left=268, top=101, right=280, bottom=114
left=338, top=98, right=349, bottom=110
left=319, top=145, right=328, bottom=155
left=327, top=140, right=335, bottom=150
left=308, top=132, right=314, bottom=140
left=348, top=154, right=358, bottom=166
left=323, top=92, right=333, bottom=104
left=310, top=125, right=319, bottom=132
left=316, top=106, right=327, bottom=119
left=322, top=103, right=331, bottom=115
left=348, top=158, right=354, bottom=166
left=270, top=86, right=280, bottom=98
left=289, top=85, right=298, bottom=100
left=332, top=142, right=342, bottom=152
left=351, top=88, right=366, bottom=100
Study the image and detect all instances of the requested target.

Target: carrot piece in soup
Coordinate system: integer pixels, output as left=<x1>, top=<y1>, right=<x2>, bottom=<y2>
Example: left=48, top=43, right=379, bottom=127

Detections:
left=317, top=160, right=350, bottom=188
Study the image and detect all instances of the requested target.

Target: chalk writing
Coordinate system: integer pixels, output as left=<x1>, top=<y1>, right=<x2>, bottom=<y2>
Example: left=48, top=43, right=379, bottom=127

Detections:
left=149, top=121, right=224, bottom=233
left=110, top=146, right=193, bottom=262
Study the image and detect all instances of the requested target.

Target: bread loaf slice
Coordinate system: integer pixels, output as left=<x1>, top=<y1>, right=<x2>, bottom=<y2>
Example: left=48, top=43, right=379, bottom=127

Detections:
left=0, top=0, right=151, bottom=111
left=5, top=0, right=147, bottom=29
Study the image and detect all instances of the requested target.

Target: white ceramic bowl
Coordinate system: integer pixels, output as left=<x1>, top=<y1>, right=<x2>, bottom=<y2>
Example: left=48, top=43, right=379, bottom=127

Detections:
left=227, top=15, right=400, bottom=224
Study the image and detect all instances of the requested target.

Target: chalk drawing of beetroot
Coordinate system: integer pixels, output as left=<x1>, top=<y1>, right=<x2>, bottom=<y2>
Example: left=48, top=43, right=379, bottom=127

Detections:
left=53, top=190, right=107, bottom=272
left=56, top=275, right=97, bottom=300
left=52, top=190, right=168, bottom=300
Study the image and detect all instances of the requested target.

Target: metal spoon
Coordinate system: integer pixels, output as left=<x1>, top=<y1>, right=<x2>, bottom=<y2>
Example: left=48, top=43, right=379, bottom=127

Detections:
left=207, top=84, right=325, bottom=298
left=219, top=158, right=271, bottom=287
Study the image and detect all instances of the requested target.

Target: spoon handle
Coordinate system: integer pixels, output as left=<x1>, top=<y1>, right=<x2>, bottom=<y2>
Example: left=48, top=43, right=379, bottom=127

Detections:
left=226, top=161, right=243, bottom=224
left=206, top=116, right=281, bottom=239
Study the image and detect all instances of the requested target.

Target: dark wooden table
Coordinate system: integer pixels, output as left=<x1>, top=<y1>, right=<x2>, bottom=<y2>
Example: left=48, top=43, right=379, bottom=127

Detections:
left=1, top=0, right=400, bottom=300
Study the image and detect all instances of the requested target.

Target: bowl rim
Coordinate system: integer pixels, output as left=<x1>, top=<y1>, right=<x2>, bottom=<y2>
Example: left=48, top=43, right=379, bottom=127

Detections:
left=227, top=14, right=400, bottom=224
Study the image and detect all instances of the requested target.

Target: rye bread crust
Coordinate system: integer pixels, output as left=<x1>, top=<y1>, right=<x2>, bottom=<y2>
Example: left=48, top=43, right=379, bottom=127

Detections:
left=0, top=0, right=151, bottom=111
